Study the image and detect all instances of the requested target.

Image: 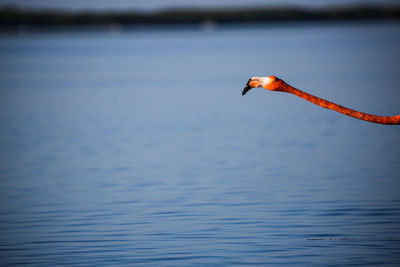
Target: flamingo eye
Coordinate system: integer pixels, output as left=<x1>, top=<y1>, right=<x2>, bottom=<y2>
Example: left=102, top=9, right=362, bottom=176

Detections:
left=266, top=76, right=276, bottom=83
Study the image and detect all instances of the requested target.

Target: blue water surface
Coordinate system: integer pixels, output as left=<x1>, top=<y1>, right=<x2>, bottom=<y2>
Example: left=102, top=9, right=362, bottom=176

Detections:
left=0, top=22, right=400, bottom=266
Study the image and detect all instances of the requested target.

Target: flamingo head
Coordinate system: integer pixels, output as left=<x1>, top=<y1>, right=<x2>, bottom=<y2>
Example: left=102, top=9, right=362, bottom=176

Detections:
left=242, top=75, right=280, bottom=95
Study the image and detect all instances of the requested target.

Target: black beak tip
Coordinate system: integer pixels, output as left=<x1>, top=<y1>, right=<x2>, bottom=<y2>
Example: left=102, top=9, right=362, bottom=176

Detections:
left=242, top=87, right=250, bottom=96
left=242, top=79, right=252, bottom=96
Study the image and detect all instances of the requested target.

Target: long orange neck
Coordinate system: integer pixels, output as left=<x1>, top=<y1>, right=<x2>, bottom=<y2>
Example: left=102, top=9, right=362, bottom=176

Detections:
left=277, top=81, right=400, bottom=125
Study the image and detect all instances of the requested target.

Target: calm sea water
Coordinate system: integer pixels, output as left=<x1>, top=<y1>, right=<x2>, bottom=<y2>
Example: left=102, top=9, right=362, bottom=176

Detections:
left=1, top=22, right=400, bottom=266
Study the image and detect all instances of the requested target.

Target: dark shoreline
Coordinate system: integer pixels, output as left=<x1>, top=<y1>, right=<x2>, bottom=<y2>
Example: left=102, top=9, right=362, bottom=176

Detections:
left=1, top=5, right=400, bottom=29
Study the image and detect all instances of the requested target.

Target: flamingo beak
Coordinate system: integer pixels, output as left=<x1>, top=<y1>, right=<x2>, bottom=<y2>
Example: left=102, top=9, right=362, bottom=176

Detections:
left=242, top=79, right=252, bottom=95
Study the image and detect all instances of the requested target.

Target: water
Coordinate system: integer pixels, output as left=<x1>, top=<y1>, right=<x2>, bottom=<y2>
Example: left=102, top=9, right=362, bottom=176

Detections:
left=0, top=22, right=400, bottom=265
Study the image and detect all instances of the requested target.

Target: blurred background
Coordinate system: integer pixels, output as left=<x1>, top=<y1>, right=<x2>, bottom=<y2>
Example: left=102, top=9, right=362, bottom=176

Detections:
left=1, top=0, right=400, bottom=10
left=1, top=0, right=400, bottom=265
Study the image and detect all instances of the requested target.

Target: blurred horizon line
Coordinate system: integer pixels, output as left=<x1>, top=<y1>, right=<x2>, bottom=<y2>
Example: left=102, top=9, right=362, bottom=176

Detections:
left=1, top=4, right=400, bottom=32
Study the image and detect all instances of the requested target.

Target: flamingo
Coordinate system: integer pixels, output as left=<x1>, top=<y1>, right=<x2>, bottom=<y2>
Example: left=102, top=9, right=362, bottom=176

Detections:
left=242, top=76, right=400, bottom=125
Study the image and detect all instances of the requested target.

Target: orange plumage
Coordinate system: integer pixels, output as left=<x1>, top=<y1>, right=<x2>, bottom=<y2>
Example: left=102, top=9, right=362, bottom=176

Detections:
left=242, top=76, right=400, bottom=125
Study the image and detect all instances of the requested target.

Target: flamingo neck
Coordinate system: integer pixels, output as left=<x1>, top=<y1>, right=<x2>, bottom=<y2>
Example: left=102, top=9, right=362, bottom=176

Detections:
left=281, top=83, right=400, bottom=125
